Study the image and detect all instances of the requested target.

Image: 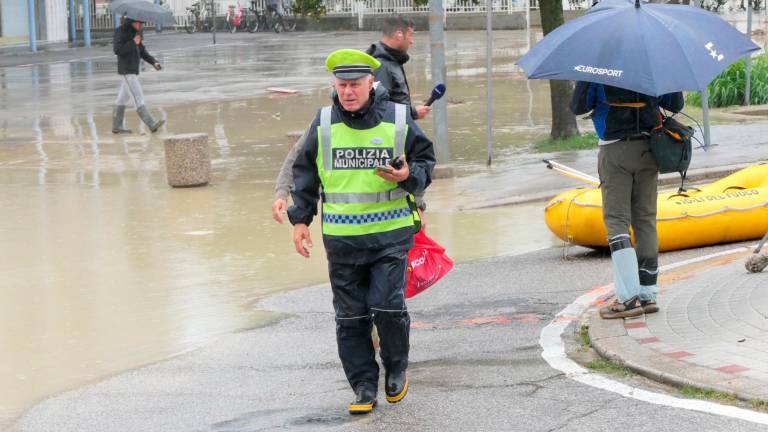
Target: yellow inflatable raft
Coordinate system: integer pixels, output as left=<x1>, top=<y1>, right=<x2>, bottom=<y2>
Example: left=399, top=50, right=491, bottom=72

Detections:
left=544, top=164, right=768, bottom=252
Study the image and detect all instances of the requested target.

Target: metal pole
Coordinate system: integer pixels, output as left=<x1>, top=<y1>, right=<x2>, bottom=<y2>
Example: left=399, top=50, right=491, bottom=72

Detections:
left=429, top=0, right=450, bottom=164
left=526, top=0, right=530, bottom=29
left=28, top=0, right=37, bottom=52
left=82, top=0, right=91, bottom=47
left=155, top=0, right=162, bottom=33
left=697, top=0, right=710, bottom=148
left=486, top=0, right=493, bottom=166
left=745, top=2, right=753, bottom=105
left=212, top=0, right=217, bottom=44
left=69, top=0, right=77, bottom=42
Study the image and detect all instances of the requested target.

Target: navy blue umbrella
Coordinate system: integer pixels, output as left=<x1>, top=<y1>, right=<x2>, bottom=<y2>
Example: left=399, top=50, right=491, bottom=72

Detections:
left=518, top=0, right=760, bottom=96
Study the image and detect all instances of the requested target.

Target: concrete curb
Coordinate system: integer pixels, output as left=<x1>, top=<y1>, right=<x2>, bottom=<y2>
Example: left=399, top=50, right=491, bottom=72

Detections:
left=462, top=161, right=764, bottom=210
left=588, top=311, right=768, bottom=403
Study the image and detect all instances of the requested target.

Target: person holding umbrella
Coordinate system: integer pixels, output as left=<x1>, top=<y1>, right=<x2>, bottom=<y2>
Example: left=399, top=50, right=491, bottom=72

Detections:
left=517, top=0, right=760, bottom=318
left=571, top=83, right=683, bottom=319
left=111, top=14, right=166, bottom=134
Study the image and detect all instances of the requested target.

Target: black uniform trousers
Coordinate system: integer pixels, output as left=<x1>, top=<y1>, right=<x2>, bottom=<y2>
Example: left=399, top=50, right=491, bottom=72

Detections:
left=329, top=251, right=411, bottom=393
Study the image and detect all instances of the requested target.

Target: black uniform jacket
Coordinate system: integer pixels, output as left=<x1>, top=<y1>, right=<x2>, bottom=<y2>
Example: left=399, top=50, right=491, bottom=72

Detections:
left=288, top=86, right=436, bottom=263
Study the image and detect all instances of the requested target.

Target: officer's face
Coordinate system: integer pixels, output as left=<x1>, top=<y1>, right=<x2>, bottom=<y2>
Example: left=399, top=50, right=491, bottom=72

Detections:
left=335, top=76, right=373, bottom=112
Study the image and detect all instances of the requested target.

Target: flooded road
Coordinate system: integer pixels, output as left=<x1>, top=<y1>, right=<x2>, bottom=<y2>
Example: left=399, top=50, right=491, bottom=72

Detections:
left=0, top=30, right=563, bottom=424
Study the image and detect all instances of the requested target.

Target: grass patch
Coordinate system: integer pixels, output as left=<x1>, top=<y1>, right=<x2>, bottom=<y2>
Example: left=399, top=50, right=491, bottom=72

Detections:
left=585, top=358, right=634, bottom=378
left=686, top=54, right=768, bottom=108
left=577, top=324, right=591, bottom=349
left=679, top=385, right=740, bottom=403
left=750, top=399, right=768, bottom=412
left=676, top=386, right=768, bottom=412
left=535, top=132, right=598, bottom=153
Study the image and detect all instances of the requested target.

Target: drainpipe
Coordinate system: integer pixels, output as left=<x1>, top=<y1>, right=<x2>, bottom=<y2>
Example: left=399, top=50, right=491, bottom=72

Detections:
left=82, top=0, right=91, bottom=47
left=28, top=0, right=38, bottom=52
left=70, top=0, right=77, bottom=41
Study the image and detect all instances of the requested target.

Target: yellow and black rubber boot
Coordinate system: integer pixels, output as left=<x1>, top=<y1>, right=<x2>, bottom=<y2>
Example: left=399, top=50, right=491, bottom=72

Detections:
left=385, top=371, right=409, bottom=403
left=348, top=387, right=377, bottom=415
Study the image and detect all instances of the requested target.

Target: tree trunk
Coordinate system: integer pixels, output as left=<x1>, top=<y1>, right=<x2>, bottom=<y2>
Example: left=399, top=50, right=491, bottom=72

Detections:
left=539, top=0, right=580, bottom=140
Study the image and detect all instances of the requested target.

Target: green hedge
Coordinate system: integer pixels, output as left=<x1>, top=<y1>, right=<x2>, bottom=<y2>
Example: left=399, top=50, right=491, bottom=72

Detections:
left=687, top=55, right=768, bottom=108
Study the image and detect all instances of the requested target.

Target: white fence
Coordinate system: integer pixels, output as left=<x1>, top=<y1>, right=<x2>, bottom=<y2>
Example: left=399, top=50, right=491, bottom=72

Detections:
left=321, top=0, right=530, bottom=15
left=78, top=0, right=590, bottom=30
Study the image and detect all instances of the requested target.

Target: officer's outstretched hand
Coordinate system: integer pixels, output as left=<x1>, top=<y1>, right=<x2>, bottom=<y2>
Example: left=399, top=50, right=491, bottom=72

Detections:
left=376, top=155, right=409, bottom=183
left=293, top=223, right=313, bottom=258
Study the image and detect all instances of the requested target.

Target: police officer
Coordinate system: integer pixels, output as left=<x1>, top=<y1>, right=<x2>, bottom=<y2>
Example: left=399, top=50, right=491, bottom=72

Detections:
left=570, top=83, right=683, bottom=319
left=288, top=49, right=435, bottom=414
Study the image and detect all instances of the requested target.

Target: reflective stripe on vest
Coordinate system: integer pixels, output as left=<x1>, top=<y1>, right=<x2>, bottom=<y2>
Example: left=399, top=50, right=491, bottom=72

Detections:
left=323, top=188, right=409, bottom=204
left=317, top=103, right=413, bottom=236
left=322, top=207, right=412, bottom=225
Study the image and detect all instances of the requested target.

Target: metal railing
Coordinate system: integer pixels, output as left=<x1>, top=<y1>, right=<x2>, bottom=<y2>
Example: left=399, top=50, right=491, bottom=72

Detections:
left=321, top=0, right=529, bottom=15
left=73, top=0, right=598, bottom=32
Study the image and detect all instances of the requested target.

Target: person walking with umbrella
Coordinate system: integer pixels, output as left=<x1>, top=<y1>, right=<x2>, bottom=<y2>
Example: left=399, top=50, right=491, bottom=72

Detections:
left=111, top=11, right=167, bottom=133
left=518, top=0, right=759, bottom=318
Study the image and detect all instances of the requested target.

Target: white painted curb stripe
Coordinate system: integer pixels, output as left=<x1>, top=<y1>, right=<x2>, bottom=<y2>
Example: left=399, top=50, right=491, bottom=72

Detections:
left=540, top=246, right=768, bottom=425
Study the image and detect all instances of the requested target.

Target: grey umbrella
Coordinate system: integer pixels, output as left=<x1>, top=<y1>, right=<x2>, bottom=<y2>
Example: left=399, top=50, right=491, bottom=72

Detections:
left=110, top=0, right=175, bottom=25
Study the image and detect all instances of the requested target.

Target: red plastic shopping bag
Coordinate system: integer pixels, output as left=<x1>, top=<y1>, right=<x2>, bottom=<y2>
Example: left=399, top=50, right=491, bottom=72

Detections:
left=405, top=229, right=454, bottom=299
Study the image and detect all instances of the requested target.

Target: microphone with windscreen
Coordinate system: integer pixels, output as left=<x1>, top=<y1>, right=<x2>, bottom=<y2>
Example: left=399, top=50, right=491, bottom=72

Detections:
left=424, top=84, right=447, bottom=107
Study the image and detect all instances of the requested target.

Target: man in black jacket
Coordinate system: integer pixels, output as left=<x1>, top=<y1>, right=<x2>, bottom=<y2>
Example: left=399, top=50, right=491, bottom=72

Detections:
left=571, top=83, right=684, bottom=320
left=112, top=18, right=165, bottom=134
left=366, top=15, right=431, bottom=122
left=366, top=15, right=432, bottom=211
left=289, top=49, right=435, bottom=415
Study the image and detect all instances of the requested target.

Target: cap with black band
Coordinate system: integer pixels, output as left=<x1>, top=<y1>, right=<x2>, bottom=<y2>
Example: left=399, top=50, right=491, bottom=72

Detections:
left=326, top=49, right=381, bottom=80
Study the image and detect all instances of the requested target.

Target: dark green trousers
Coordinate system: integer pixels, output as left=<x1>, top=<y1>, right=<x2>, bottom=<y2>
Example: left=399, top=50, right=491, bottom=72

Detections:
left=598, top=138, right=659, bottom=288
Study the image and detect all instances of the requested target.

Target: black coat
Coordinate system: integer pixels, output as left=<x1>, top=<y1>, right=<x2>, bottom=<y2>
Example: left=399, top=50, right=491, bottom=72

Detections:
left=366, top=42, right=419, bottom=120
left=113, top=22, right=157, bottom=75
left=288, top=86, right=436, bottom=263
left=570, top=82, right=684, bottom=141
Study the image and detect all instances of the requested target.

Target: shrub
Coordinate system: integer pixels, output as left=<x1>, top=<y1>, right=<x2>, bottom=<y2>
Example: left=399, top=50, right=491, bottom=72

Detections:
left=293, top=0, right=326, bottom=19
left=686, top=55, right=768, bottom=107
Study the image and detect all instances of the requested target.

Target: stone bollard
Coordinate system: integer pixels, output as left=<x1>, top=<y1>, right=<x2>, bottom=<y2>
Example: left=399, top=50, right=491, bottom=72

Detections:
left=163, top=133, right=211, bottom=187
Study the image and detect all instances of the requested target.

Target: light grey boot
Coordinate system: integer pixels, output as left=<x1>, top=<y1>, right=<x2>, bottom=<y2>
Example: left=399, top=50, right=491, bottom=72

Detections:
left=136, top=105, right=165, bottom=133
left=112, top=105, right=132, bottom=134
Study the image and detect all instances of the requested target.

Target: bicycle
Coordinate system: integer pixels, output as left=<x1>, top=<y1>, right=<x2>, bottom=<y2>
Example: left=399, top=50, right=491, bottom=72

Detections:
left=225, top=3, right=247, bottom=33
left=247, top=1, right=294, bottom=33
left=184, top=1, right=211, bottom=33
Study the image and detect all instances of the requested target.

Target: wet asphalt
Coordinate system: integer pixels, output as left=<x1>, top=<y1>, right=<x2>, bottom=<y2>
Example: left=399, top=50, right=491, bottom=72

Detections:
left=15, top=244, right=768, bottom=432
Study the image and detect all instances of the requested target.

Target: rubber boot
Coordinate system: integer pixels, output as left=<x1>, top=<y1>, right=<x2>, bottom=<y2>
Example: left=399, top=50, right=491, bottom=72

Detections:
left=137, top=105, right=165, bottom=133
left=608, top=235, right=641, bottom=303
left=112, top=105, right=132, bottom=134
left=385, top=370, right=408, bottom=403
left=348, top=386, right=377, bottom=415
left=638, top=257, right=660, bottom=313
